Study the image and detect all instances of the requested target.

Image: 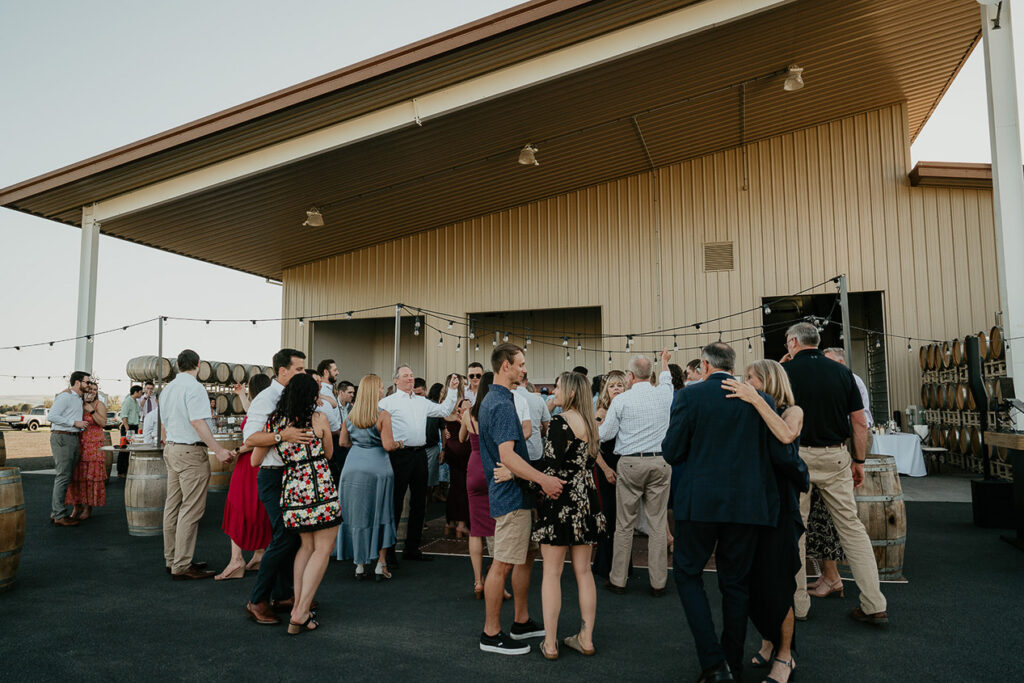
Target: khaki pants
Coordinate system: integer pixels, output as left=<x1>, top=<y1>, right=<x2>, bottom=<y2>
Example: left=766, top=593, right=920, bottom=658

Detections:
left=795, top=445, right=887, bottom=616
left=610, top=455, right=671, bottom=590
left=163, top=444, right=211, bottom=574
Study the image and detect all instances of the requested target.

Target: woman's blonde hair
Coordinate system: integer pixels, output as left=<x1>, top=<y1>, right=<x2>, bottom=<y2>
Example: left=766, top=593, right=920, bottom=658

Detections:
left=746, top=360, right=794, bottom=409
left=557, top=371, right=600, bottom=457
left=439, top=372, right=465, bottom=404
left=596, top=370, right=628, bottom=411
left=349, top=374, right=382, bottom=429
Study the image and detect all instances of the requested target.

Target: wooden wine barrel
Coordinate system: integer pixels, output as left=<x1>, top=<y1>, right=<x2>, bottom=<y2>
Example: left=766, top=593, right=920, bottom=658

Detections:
left=990, top=326, right=1004, bottom=360
left=208, top=434, right=242, bottom=492
left=958, top=427, right=970, bottom=455
left=920, top=384, right=930, bottom=409
left=954, top=383, right=975, bottom=411
left=230, top=394, right=244, bottom=415
left=263, top=366, right=275, bottom=379
left=231, top=364, right=247, bottom=384
left=937, top=427, right=948, bottom=449
left=969, top=427, right=982, bottom=457
left=926, top=344, right=939, bottom=371
left=125, top=451, right=167, bottom=536
left=919, top=346, right=929, bottom=372
left=931, top=427, right=942, bottom=448
left=246, top=365, right=262, bottom=381
left=978, top=330, right=989, bottom=361
left=947, top=426, right=961, bottom=454
left=0, top=467, right=26, bottom=592
left=951, top=338, right=964, bottom=367
left=946, top=384, right=959, bottom=410
left=211, top=362, right=232, bottom=385
left=852, top=457, right=906, bottom=580
left=0, top=432, right=6, bottom=467
left=213, top=394, right=231, bottom=416
left=940, top=341, right=952, bottom=369
left=196, top=360, right=213, bottom=383
left=126, top=356, right=174, bottom=382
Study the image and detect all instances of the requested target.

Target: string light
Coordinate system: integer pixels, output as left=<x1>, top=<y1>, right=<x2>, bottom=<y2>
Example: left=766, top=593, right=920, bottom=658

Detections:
left=576, top=338, right=583, bottom=351
left=447, top=320, right=453, bottom=330
left=298, top=318, right=304, bottom=327
left=875, top=338, right=882, bottom=349
left=475, top=343, right=480, bottom=352
left=438, top=336, right=444, bottom=347
left=205, top=320, right=210, bottom=325
left=503, top=331, right=509, bottom=343
left=14, top=346, right=20, bottom=351
left=346, top=311, right=353, bottom=320
left=763, top=305, right=772, bottom=315
left=907, top=338, right=912, bottom=352
left=608, top=354, right=613, bottom=364
left=526, top=335, right=532, bottom=345
left=469, top=329, right=475, bottom=339
left=456, top=340, right=461, bottom=352
left=747, top=340, right=753, bottom=352
left=251, top=320, right=257, bottom=326
left=673, top=337, right=679, bottom=352
left=562, top=336, right=569, bottom=347
left=565, top=351, right=571, bottom=360
left=694, top=323, right=701, bottom=331
left=86, top=335, right=93, bottom=344
left=414, top=318, right=421, bottom=336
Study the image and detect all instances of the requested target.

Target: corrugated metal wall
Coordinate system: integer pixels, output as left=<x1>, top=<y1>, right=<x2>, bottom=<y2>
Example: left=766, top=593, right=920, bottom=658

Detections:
left=282, top=103, right=998, bottom=413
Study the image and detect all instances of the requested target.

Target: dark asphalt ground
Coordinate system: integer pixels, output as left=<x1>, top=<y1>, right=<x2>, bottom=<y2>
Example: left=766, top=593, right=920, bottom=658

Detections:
left=2, top=468, right=1023, bottom=682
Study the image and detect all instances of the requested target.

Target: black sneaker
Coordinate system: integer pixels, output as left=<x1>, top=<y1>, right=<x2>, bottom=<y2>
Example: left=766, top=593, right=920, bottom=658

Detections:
left=509, top=618, right=545, bottom=640
left=479, top=631, right=531, bottom=655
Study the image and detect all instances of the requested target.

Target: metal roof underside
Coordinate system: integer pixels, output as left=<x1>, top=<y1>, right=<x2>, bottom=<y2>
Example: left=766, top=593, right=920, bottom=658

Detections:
left=1, top=0, right=981, bottom=279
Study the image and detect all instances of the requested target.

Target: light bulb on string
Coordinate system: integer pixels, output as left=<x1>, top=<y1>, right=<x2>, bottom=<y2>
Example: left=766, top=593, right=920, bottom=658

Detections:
left=86, top=335, right=93, bottom=345
left=251, top=320, right=257, bottom=326
left=526, top=335, right=532, bottom=345
left=414, top=318, right=421, bottom=335
left=763, top=305, right=771, bottom=315
left=907, top=338, right=912, bottom=352
left=576, top=338, right=583, bottom=351
left=492, top=338, right=497, bottom=347
left=438, top=336, right=444, bottom=348
left=694, top=323, right=701, bottom=331
left=122, top=326, right=128, bottom=331
left=673, top=337, right=679, bottom=352
left=346, top=311, right=353, bottom=320
left=298, top=318, right=304, bottom=327
left=760, top=334, right=766, bottom=343
left=875, top=338, right=881, bottom=349
left=562, top=336, right=569, bottom=347
left=608, top=354, right=613, bottom=364
left=747, top=340, right=753, bottom=353
left=469, top=329, right=475, bottom=339
left=447, top=320, right=453, bottom=330
left=205, top=320, right=210, bottom=325
left=14, top=346, right=20, bottom=351
left=456, top=340, right=461, bottom=352
left=475, top=343, right=480, bottom=352
left=503, top=331, right=509, bottom=343
left=565, top=351, right=571, bottom=361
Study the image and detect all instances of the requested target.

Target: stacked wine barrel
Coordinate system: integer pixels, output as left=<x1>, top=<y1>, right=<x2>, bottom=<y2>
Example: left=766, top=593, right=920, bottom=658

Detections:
left=919, top=326, right=1012, bottom=478
left=125, top=356, right=273, bottom=417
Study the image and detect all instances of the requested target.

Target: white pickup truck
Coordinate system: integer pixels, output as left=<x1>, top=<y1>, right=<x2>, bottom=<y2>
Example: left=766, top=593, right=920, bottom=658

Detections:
left=4, top=407, right=50, bottom=431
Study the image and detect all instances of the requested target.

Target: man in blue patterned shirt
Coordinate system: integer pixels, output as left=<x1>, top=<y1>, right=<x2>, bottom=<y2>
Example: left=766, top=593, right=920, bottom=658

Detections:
left=477, top=343, right=564, bottom=655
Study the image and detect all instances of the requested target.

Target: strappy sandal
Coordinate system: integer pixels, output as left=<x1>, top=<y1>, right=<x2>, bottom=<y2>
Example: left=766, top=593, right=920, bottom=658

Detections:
left=763, top=656, right=796, bottom=683
left=563, top=633, right=595, bottom=656
left=287, top=614, right=319, bottom=636
left=751, top=651, right=772, bottom=668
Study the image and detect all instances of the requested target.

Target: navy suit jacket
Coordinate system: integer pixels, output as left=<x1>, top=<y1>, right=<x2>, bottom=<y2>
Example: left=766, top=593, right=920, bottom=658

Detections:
left=662, top=372, right=805, bottom=527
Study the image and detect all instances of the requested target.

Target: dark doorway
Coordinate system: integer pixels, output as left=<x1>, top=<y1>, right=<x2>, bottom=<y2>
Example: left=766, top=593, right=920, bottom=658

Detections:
left=762, top=291, right=889, bottom=422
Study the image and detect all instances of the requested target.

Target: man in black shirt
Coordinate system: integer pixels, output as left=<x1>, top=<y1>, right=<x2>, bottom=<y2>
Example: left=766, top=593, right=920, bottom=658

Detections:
left=783, top=322, right=887, bottom=625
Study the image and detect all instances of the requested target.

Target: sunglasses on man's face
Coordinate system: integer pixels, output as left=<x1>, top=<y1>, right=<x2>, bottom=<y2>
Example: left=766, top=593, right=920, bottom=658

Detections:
left=468, top=374, right=482, bottom=379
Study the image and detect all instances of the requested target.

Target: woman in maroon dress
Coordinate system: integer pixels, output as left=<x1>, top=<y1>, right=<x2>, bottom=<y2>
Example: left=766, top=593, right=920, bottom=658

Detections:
left=67, top=379, right=107, bottom=520
left=215, top=374, right=274, bottom=580
left=442, top=398, right=472, bottom=537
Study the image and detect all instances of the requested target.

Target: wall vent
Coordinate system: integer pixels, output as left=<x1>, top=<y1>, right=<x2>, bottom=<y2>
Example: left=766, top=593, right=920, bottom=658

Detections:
left=703, top=242, right=734, bottom=272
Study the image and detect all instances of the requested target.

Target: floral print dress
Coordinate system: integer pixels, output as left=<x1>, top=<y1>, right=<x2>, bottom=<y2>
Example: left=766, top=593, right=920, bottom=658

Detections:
left=270, top=416, right=341, bottom=532
left=532, top=414, right=606, bottom=545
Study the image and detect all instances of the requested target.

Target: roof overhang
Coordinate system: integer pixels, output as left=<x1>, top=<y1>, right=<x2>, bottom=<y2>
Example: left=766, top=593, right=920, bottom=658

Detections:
left=1, top=0, right=982, bottom=279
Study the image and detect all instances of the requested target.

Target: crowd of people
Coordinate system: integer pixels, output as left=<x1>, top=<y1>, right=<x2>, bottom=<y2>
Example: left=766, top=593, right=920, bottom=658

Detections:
left=45, top=320, right=888, bottom=681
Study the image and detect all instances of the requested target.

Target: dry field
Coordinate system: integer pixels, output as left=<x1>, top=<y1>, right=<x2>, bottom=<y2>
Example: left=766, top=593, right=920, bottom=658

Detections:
left=0, top=428, right=116, bottom=461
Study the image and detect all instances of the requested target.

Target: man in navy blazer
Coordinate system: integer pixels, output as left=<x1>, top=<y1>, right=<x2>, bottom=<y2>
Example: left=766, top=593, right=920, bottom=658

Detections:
left=662, top=342, right=796, bottom=683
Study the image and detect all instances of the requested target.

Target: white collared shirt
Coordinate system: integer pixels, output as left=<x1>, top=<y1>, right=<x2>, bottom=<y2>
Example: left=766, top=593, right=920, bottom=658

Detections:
left=515, top=385, right=551, bottom=461
left=465, top=387, right=477, bottom=405
left=379, top=388, right=458, bottom=446
left=243, top=379, right=285, bottom=466
left=159, top=373, right=213, bottom=444
left=49, top=389, right=84, bottom=432
left=141, top=408, right=160, bottom=445
left=318, top=382, right=341, bottom=432
left=598, top=370, right=674, bottom=455
left=139, top=393, right=158, bottom=421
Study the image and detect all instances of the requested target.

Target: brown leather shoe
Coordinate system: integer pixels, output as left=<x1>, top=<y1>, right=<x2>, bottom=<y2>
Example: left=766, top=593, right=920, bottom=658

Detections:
left=271, top=597, right=319, bottom=613
left=604, top=580, right=625, bottom=595
left=246, top=601, right=280, bottom=625
left=51, top=516, right=80, bottom=527
left=166, top=562, right=210, bottom=575
left=649, top=586, right=667, bottom=597
left=172, top=566, right=216, bottom=581
left=850, top=607, right=889, bottom=625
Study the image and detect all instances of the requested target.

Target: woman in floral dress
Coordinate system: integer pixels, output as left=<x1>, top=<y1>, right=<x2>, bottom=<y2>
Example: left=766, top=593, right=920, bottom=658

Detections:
left=67, top=379, right=107, bottom=519
left=252, top=373, right=339, bottom=635
left=530, top=371, right=606, bottom=659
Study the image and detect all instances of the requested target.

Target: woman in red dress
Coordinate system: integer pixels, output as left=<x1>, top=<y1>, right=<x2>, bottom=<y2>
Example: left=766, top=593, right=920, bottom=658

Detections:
left=215, top=375, right=274, bottom=580
left=67, top=379, right=107, bottom=519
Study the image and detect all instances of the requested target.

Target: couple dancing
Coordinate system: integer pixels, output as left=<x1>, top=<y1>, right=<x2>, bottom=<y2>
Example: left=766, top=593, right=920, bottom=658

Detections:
left=663, top=342, right=809, bottom=683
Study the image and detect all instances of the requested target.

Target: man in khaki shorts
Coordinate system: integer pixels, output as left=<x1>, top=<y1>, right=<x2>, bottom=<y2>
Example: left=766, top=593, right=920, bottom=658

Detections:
left=477, top=343, right=566, bottom=655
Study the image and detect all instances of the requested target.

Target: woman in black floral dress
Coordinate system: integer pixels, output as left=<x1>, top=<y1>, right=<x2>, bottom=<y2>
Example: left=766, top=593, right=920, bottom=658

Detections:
left=532, top=371, right=606, bottom=659
left=252, top=373, right=339, bottom=635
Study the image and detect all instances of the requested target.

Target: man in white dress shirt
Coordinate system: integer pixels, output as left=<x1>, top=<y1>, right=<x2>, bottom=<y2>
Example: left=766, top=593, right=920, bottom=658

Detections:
left=139, top=381, right=159, bottom=425
left=514, top=376, right=550, bottom=462
left=161, top=349, right=234, bottom=580
left=48, top=370, right=91, bottom=526
left=243, top=348, right=312, bottom=625
left=381, top=365, right=459, bottom=564
left=599, top=350, right=675, bottom=596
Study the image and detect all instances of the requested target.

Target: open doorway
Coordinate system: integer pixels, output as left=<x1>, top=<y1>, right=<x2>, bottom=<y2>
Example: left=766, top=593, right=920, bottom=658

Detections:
left=762, top=291, right=889, bottom=423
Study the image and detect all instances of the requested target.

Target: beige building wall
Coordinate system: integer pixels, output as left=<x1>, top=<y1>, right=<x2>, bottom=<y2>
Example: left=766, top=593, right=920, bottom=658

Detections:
left=282, top=103, right=998, bottom=413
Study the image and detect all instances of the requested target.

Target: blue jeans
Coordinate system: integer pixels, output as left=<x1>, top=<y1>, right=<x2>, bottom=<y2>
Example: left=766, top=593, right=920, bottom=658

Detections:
left=673, top=520, right=758, bottom=675
left=249, top=468, right=299, bottom=604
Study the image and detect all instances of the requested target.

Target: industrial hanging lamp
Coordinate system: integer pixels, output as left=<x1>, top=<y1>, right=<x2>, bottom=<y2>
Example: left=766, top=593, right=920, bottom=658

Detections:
left=302, top=208, right=325, bottom=227
left=518, top=144, right=539, bottom=166
left=783, top=65, right=804, bottom=92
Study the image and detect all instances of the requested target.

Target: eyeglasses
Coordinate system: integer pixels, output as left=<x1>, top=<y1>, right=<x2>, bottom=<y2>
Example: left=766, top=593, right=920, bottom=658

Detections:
left=468, top=374, right=482, bottom=379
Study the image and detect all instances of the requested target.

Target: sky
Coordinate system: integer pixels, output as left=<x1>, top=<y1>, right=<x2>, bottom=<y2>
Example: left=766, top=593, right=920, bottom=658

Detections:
left=0, top=0, right=1010, bottom=400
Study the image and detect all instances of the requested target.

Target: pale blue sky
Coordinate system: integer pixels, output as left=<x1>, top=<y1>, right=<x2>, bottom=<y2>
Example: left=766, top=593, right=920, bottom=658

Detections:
left=0, top=0, right=1006, bottom=397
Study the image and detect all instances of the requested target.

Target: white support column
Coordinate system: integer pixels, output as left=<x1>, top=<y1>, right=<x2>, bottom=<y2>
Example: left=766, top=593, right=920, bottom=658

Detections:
left=74, top=205, right=100, bottom=372
left=982, top=0, right=1024, bottom=424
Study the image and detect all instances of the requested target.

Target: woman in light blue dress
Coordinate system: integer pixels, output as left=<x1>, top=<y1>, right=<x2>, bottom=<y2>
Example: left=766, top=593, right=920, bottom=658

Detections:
left=335, top=374, right=399, bottom=581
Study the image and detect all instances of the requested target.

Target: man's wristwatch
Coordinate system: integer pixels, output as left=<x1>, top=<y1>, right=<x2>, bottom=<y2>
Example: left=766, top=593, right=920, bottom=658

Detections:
left=274, top=433, right=282, bottom=443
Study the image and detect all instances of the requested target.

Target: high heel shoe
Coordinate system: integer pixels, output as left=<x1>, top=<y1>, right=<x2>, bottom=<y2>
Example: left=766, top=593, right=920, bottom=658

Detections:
left=375, top=562, right=391, bottom=582
left=808, top=577, right=844, bottom=599
left=355, top=565, right=366, bottom=581
left=762, top=656, right=796, bottom=683
left=214, top=565, right=245, bottom=581
left=287, top=614, right=319, bottom=636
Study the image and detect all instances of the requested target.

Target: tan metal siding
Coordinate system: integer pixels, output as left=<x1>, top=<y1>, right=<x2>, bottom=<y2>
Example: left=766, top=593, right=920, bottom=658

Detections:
left=283, top=103, right=999, bottom=412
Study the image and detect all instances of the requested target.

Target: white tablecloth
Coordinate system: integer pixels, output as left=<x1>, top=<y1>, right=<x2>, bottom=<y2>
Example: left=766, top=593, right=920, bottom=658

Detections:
left=870, top=433, right=927, bottom=477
